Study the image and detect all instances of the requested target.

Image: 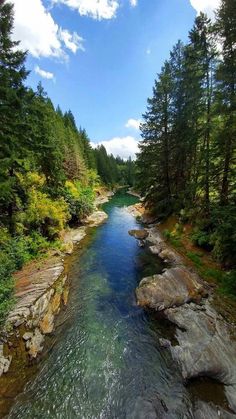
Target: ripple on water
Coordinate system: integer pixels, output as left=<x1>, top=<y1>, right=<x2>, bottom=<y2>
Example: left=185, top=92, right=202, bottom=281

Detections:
left=9, top=191, right=193, bottom=419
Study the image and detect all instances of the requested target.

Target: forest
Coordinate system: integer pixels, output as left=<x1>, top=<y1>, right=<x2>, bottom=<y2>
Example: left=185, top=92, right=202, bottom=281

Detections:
left=0, top=0, right=235, bottom=321
left=0, top=1, right=135, bottom=319
left=137, top=0, right=236, bottom=292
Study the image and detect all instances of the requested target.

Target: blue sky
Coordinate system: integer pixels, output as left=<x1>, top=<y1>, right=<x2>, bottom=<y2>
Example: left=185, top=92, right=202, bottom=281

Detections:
left=11, top=0, right=220, bottom=158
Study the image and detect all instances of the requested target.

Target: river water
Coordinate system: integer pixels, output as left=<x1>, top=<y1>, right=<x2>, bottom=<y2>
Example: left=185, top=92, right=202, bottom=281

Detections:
left=8, top=191, right=194, bottom=419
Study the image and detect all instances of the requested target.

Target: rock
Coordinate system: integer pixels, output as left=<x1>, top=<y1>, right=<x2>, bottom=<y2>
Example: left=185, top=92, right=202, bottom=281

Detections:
left=194, top=401, right=236, bottom=418
left=22, top=332, right=33, bottom=341
left=136, top=267, right=207, bottom=311
left=25, top=328, right=44, bottom=359
left=39, top=308, right=55, bottom=334
left=164, top=302, right=236, bottom=412
left=127, top=203, right=144, bottom=218
left=127, top=396, right=167, bottom=419
left=128, top=229, right=149, bottom=240
left=0, top=344, right=12, bottom=377
left=13, top=318, right=25, bottom=328
left=85, top=210, right=108, bottom=227
left=30, top=288, right=55, bottom=325
left=159, top=338, right=171, bottom=349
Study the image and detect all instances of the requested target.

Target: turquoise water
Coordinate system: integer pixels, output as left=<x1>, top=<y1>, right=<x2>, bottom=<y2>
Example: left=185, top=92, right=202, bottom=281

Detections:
left=9, top=191, right=193, bottom=418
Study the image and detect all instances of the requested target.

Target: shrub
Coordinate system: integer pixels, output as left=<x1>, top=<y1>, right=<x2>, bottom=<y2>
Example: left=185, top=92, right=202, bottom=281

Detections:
left=63, top=181, right=95, bottom=225
left=22, top=189, right=69, bottom=240
left=218, top=270, right=236, bottom=298
left=0, top=250, right=15, bottom=322
left=191, top=229, right=212, bottom=250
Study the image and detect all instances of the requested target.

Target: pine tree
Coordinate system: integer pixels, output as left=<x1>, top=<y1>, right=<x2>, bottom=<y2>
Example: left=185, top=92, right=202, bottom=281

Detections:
left=138, top=61, right=174, bottom=217
left=0, top=0, right=29, bottom=232
left=216, top=0, right=236, bottom=205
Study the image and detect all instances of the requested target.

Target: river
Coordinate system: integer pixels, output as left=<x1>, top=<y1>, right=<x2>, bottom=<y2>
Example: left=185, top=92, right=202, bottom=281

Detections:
left=8, top=190, right=194, bottom=418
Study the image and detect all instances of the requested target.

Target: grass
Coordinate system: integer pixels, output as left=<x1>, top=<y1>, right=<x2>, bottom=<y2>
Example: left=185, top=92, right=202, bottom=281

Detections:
left=162, top=226, right=236, bottom=299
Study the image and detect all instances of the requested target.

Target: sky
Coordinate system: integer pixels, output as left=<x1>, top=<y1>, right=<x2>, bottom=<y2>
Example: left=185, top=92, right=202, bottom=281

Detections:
left=11, top=0, right=220, bottom=159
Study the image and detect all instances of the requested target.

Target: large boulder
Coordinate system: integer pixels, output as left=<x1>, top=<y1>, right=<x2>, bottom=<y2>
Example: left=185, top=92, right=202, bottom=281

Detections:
left=164, top=302, right=236, bottom=412
left=194, top=400, right=236, bottom=418
left=136, top=267, right=207, bottom=311
left=128, top=229, right=149, bottom=240
left=85, top=210, right=108, bottom=227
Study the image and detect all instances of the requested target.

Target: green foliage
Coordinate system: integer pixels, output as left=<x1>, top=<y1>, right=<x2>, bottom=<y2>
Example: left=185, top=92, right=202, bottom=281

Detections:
left=0, top=2, right=103, bottom=317
left=191, top=205, right=236, bottom=267
left=63, top=181, right=95, bottom=225
left=218, top=270, right=236, bottom=298
left=138, top=3, right=236, bottom=273
left=191, top=229, right=212, bottom=249
left=163, top=229, right=182, bottom=249
left=94, top=146, right=136, bottom=186
left=186, top=251, right=203, bottom=268
left=22, top=189, right=69, bottom=240
left=210, top=205, right=236, bottom=267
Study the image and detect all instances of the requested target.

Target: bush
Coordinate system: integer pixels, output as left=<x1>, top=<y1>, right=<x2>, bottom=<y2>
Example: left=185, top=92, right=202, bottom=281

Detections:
left=22, top=189, right=69, bottom=240
left=218, top=270, right=236, bottom=297
left=163, top=228, right=182, bottom=248
left=0, top=250, right=15, bottom=322
left=63, top=181, right=95, bottom=225
left=191, top=229, right=212, bottom=250
left=0, top=227, right=60, bottom=321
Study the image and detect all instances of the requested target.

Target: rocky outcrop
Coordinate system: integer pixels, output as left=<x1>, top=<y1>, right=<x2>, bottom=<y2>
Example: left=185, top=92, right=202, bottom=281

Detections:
left=164, top=301, right=236, bottom=412
left=127, top=203, right=144, bottom=218
left=132, top=225, right=236, bottom=414
left=85, top=210, right=108, bottom=227
left=63, top=227, right=87, bottom=254
left=136, top=267, right=207, bottom=311
left=23, top=328, right=44, bottom=359
left=194, top=401, right=236, bottom=418
left=148, top=228, right=183, bottom=265
left=128, top=229, right=149, bottom=240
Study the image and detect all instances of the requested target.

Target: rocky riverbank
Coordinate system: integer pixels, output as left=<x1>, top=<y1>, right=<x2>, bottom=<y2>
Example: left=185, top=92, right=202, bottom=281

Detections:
left=0, top=196, right=110, bottom=390
left=128, top=205, right=236, bottom=418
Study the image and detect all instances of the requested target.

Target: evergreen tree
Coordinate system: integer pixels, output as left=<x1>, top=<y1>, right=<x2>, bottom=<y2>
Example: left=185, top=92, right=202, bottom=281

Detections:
left=216, top=0, right=236, bottom=205
left=0, top=0, right=29, bottom=232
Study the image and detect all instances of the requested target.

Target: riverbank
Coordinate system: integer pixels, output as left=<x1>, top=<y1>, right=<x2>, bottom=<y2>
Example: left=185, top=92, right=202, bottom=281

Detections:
left=128, top=204, right=236, bottom=417
left=0, top=192, right=111, bottom=415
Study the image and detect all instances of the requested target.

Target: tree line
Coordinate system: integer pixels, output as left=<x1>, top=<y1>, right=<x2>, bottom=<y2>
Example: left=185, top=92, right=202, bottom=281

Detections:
left=0, top=1, right=134, bottom=318
left=137, top=0, right=235, bottom=270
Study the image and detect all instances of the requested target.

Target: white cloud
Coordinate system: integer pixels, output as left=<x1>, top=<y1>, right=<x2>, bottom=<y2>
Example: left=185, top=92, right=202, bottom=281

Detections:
left=35, top=65, right=55, bottom=80
left=125, top=118, right=141, bottom=130
left=11, top=0, right=84, bottom=59
left=146, top=48, right=151, bottom=55
left=59, top=29, right=85, bottom=53
left=53, top=0, right=119, bottom=20
left=189, top=0, right=221, bottom=19
left=130, top=0, right=137, bottom=7
left=92, top=136, right=139, bottom=159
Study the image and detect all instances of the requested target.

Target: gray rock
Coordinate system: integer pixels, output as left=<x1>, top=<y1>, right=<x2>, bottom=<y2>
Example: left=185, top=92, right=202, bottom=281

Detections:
left=0, top=344, right=12, bottom=377
left=128, top=229, right=149, bottom=240
left=136, top=267, right=207, bottom=311
left=164, top=302, right=236, bottom=412
left=22, top=332, right=33, bottom=341
left=85, top=210, right=108, bottom=227
left=25, top=328, right=44, bottom=359
left=194, top=401, right=236, bottom=418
